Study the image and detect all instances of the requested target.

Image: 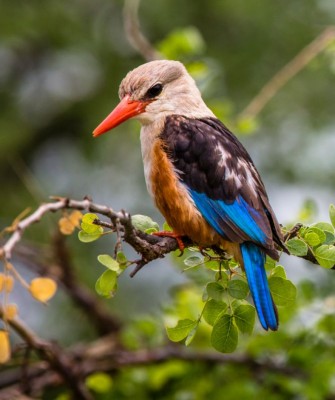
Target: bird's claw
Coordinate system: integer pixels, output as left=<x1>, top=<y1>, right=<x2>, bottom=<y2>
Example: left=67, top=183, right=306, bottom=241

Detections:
left=152, top=231, right=185, bottom=254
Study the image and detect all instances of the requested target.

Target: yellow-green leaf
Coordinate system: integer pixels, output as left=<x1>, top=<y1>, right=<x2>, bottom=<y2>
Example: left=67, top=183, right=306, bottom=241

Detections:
left=329, top=204, right=335, bottom=228
left=315, top=245, right=335, bottom=269
left=304, top=227, right=326, bottom=246
left=97, top=255, right=120, bottom=271
left=270, top=265, right=287, bottom=279
left=166, top=319, right=197, bottom=342
left=81, top=213, right=103, bottom=234
left=185, top=326, right=197, bottom=346
left=131, top=215, right=159, bottom=233
left=95, top=270, right=117, bottom=298
left=78, top=230, right=102, bottom=243
left=286, top=238, right=308, bottom=256
left=86, top=372, right=113, bottom=393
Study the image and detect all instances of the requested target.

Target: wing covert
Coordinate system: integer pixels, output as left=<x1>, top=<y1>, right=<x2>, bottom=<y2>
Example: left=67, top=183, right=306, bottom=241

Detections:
left=160, top=115, right=283, bottom=254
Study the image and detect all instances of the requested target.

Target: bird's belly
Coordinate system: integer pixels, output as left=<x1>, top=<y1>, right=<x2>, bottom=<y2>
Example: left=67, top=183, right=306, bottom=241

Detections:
left=148, top=141, right=222, bottom=247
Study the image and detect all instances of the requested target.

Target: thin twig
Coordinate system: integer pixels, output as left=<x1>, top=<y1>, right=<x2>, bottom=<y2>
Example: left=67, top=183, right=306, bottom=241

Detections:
left=283, top=223, right=303, bottom=241
left=123, top=0, right=161, bottom=61
left=239, top=26, right=335, bottom=119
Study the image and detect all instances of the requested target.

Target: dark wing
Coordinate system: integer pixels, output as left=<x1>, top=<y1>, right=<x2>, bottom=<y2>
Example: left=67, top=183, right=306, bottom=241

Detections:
left=160, top=115, right=285, bottom=257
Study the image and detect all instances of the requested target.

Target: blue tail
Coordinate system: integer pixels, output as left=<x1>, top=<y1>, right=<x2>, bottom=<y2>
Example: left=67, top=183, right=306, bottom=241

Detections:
left=240, top=242, right=278, bottom=331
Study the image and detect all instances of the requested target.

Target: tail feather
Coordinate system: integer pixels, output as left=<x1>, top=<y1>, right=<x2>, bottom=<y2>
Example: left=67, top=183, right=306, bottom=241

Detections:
left=240, top=242, right=278, bottom=331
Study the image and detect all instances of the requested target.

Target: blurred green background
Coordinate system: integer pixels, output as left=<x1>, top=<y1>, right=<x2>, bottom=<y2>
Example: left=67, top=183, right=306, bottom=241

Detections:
left=1, top=0, right=335, bottom=398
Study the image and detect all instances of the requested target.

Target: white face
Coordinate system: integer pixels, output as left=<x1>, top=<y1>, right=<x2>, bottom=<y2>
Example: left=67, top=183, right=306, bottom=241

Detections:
left=119, top=60, right=215, bottom=126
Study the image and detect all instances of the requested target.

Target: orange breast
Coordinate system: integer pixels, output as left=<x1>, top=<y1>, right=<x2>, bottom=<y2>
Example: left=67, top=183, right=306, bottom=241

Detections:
left=149, top=140, right=241, bottom=262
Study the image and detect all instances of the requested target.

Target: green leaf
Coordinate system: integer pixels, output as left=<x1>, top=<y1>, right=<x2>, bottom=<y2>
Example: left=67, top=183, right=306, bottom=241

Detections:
left=211, top=314, right=238, bottom=353
left=204, top=259, right=221, bottom=271
left=330, top=204, right=335, bottom=228
left=131, top=214, right=159, bottom=233
left=97, top=255, right=120, bottom=271
left=271, top=265, right=287, bottom=279
left=183, top=255, right=204, bottom=268
left=286, top=238, right=308, bottom=256
left=166, top=319, right=197, bottom=342
left=81, top=213, right=103, bottom=234
left=203, top=299, right=227, bottom=326
left=227, top=280, right=249, bottom=299
left=78, top=230, right=102, bottom=243
left=235, top=117, right=258, bottom=135
left=312, top=222, right=334, bottom=234
left=145, top=227, right=159, bottom=234
left=269, top=277, right=297, bottom=306
left=158, top=27, right=205, bottom=59
left=217, top=272, right=229, bottom=287
left=185, top=326, right=197, bottom=346
left=305, top=232, right=321, bottom=247
left=206, top=282, right=225, bottom=301
left=233, top=304, right=255, bottom=334
left=265, top=256, right=276, bottom=270
left=95, top=270, right=117, bottom=298
left=315, top=245, right=335, bottom=269
left=163, top=221, right=173, bottom=232
left=312, top=222, right=335, bottom=244
left=304, top=227, right=326, bottom=246
left=85, top=372, right=113, bottom=393
left=116, top=251, right=128, bottom=268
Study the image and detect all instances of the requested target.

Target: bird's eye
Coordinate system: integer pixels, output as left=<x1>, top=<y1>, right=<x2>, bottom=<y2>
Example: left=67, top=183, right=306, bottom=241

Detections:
left=146, top=83, right=163, bottom=98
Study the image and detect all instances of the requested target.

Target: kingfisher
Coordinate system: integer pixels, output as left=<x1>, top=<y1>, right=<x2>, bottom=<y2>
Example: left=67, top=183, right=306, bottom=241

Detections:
left=93, top=60, right=287, bottom=331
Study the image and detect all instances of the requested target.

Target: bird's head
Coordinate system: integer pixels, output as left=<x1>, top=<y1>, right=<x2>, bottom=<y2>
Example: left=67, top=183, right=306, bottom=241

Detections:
left=93, top=60, right=214, bottom=137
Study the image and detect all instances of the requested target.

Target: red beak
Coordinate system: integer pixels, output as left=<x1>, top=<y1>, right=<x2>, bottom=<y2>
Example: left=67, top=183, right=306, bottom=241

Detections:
left=93, top=95, right=148, bottom=137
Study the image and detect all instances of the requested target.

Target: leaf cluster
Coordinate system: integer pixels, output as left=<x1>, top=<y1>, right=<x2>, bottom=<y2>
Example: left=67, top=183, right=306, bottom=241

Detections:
left=286, top=204, right=335, bottom=269
left=166, top=251, right=296, bottom=353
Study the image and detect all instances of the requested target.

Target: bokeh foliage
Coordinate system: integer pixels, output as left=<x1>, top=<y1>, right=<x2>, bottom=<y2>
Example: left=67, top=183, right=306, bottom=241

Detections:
left=1, top=0, right=335, bottom=398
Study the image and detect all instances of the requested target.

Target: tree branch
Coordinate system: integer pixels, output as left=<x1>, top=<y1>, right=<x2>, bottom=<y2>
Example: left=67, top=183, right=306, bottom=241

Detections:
left=0, top=336, right=306, bottom=397
left=0, top=307, right=93, bottom=400
left=0, top=197, right=330, bottom=277
left=0, top=197, right=181, bottom=277
left=238, top=26, right=335, bottom=120
left=123, top=0, right=161, bottom=61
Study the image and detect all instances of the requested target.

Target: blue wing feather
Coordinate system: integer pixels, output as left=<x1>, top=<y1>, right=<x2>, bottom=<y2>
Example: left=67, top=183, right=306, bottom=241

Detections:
left=189, top=190, right=267, bottom=245
left=189, top=189, right=278, bottom=331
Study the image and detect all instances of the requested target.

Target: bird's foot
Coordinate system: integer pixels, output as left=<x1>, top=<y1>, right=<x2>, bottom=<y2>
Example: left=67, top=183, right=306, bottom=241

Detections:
left=152, top=231, right=186, bottom=255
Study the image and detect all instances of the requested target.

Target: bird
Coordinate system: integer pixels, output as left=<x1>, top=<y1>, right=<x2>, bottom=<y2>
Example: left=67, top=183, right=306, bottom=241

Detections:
left=93, top=60, right=287, bottom=331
